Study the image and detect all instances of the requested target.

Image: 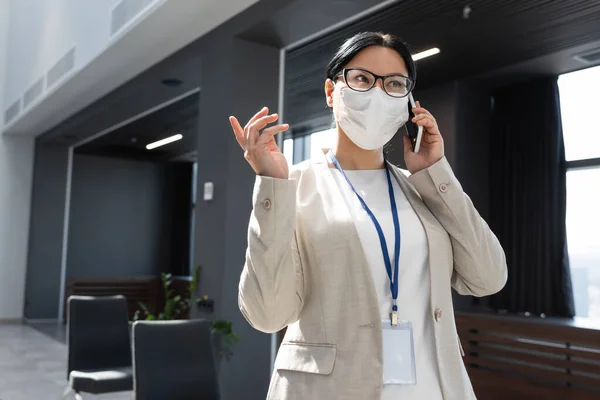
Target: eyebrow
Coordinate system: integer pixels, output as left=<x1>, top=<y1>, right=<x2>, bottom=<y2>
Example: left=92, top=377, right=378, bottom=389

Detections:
left=347, top=67, right=408, bottom=76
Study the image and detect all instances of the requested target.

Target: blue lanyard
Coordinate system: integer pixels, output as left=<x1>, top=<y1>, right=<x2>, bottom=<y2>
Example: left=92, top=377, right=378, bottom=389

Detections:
left=327, top=150, right=401, bottom=325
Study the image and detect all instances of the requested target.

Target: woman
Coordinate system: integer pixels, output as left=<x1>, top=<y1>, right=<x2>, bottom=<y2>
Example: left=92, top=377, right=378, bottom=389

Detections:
left=230, top=32, right=507, bottom=400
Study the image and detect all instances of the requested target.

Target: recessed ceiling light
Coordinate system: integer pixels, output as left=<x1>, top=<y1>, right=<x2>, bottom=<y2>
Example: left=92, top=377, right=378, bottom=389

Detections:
left=412, top=48, right=441, bottom=61
left=161, top=78, right=183, bottom=87
left=146, top=134, right=183, bottom=150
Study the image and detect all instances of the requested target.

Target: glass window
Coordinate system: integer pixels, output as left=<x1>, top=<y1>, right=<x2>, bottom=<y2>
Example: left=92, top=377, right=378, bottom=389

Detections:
left=559, top=65, right=600, bottom=319
left=283, top=128, right=337, bottom=166
left=558, top=65, right=600, bottom=161
left=566, top=167, right=600, bottom=319
left=283, top=138, right=294, bottom=168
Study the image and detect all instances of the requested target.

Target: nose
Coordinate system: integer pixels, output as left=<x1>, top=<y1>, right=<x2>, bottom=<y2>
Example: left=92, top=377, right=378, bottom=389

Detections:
left=374, top=77, right=385, bottom=90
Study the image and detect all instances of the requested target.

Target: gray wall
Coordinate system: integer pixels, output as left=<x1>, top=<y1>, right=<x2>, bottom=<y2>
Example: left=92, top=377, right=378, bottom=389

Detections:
left=193, top=35, right=280, bottom=399
left=24, top=143, right=69, bottom=320
left=67, top=154, right=168, bottom=278
left=417, top=82, right=460, bottom=166
left=25, top=147, right=192, bottom=320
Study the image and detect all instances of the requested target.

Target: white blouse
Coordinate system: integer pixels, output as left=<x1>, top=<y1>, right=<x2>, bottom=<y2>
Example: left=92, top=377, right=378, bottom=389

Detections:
left=331, top=168, right=443, bottom=400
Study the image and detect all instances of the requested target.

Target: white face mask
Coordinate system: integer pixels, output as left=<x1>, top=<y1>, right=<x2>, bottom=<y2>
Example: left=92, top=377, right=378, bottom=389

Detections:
left=334, top=87, right=409, bottom=150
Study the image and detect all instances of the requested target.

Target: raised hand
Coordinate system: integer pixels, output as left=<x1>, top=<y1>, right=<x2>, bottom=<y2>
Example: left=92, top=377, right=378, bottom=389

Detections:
left=229, top=107, right=290, bottom=180
left=402, top=100, right=445, bottom=174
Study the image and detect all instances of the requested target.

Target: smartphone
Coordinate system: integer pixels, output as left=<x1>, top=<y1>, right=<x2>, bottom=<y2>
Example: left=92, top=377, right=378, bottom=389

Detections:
left=405, top=93, right=423, bottom=153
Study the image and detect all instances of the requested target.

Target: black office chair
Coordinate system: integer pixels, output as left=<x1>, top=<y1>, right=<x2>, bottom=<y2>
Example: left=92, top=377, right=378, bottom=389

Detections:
left=64, top=295, right=133, bottom=399
left=132, top=319, right=220, bottom=400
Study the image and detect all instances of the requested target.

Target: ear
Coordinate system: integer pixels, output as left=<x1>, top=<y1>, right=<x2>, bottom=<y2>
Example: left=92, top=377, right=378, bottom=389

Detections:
left=324, top=79, right=335, bottom=108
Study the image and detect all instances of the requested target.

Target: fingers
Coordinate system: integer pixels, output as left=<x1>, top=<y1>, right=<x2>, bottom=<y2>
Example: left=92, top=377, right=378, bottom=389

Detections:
left=268, top=137, right=281, bottom=153
left=229, top=116, right=246, bottom=148
left=412, top=107, right=433, bottom=118
left=414, top=100, right=428, bottom=114
left=412, top=113, right=437, bottom=129
left=412, top=101, right=434, bottom=117
left=230, top=106, right=269, bottom=149
left=256, top=123, right=289, bottom=146
left=244, top=107, right=269, bottom=131
left=247, top=114, right=279, bottom=145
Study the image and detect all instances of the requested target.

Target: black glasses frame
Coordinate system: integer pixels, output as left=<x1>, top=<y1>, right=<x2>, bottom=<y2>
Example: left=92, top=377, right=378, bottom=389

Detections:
left=335, top=68, right=414, bottom=98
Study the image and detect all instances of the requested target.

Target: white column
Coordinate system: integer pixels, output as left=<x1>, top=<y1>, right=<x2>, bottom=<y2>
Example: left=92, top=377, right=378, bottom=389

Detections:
left=0, top=0, right=35, bottom=320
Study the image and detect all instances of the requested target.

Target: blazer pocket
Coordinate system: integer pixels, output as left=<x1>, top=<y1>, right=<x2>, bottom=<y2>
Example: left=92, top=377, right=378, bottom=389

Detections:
left=275, top=342, right=337, bottom=375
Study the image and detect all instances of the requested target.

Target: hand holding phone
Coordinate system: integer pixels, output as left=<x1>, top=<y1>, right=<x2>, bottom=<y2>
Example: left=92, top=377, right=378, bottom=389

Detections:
left=408, top=93, right=424, bottom=153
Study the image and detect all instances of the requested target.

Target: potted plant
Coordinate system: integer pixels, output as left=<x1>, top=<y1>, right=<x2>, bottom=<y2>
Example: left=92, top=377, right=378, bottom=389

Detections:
left=133, top=266, right=240, bottom=365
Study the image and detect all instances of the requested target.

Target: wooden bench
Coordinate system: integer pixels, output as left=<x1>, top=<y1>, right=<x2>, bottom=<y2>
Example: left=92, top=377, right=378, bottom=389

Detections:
left=456, top=312, right=600, bottom=399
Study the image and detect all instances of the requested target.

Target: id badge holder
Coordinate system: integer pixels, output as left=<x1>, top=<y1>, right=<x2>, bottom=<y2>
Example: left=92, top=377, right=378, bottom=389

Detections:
left=381, top=320, right=417, bottom=385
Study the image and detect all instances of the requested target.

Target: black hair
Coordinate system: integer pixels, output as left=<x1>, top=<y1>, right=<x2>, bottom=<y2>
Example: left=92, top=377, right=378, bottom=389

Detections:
left=325, top=32, right=416, bottom=84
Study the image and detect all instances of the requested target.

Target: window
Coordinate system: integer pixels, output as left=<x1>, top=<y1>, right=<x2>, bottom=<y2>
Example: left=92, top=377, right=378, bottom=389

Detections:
left=283, top=138, right=295, bottom=168
left=558, top=65, right=600, bottom=319
left=282, top=128, right=337, bottom=165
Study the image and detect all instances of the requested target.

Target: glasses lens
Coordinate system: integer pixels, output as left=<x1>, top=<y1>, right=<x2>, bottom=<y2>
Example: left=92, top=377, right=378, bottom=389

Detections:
left=384, top=75, right=411, bottom=97
left=345, top=69, right=376, bottom=91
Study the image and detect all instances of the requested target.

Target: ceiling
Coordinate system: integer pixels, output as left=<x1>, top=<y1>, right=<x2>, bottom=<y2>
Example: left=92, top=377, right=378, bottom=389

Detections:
left=3, top=0, right=261, bottom=137
left=281, top=0, right=600, bottom=129
left=75, top=92, right=199, bottom=163
left=238, top=0, right=393, bottom=48
left=34, top=0, right=600, bottom=159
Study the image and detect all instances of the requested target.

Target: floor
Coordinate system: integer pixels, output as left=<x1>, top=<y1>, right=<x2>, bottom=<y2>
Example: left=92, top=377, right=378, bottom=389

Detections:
left=28, top=321, right=66, bottom=344
left=0, top=323, right=132, bottom=400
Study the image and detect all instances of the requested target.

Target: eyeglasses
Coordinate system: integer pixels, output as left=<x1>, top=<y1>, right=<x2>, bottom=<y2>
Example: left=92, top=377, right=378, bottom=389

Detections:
left=335, top=68, right=414, bottom=98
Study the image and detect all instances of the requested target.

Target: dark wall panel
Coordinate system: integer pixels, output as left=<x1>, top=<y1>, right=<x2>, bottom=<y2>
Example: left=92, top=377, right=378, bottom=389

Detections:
left=455, top=82, right=492, bottom=221
left=414, top=82, right=458, bottom=165
left=162, top=162, right=193, bottom=276
left=24, top=143, right=69, bottom=319
left=67, top=155, right=169, bottom=278
left=193, top=36, right=280, bottom=400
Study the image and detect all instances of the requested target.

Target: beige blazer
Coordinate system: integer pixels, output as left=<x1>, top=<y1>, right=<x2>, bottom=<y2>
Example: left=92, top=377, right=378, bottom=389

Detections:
left=238, top=150, right=507, bottom=400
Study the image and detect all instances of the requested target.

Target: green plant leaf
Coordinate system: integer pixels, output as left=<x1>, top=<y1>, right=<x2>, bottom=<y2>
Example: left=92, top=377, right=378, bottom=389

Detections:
left=211, top=319, right=240, bottom=362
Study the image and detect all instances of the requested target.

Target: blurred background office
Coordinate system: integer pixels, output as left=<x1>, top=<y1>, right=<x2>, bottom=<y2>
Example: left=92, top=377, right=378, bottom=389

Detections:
left=0, top=0, right=599, bottom=399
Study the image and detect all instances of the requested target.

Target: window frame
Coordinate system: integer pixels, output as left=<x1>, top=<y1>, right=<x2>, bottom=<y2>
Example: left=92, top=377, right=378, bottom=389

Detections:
left=566, top=157, right=600, bottom=170
left=560, top=65, right=600, bottom=319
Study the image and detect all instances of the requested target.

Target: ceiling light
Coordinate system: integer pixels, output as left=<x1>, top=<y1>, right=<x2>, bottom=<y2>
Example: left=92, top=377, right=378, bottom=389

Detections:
left=412, top=48, right=441, bottom=61
left=146, top=134, right=183, bottom=150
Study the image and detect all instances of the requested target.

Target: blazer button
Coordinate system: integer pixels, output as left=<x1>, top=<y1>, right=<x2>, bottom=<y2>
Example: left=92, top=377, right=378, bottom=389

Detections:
left=263, top=199, right=272, bottom=210
left=434, top=308, right=443, bottom=322
left=439, top=183, right=448, bottom=193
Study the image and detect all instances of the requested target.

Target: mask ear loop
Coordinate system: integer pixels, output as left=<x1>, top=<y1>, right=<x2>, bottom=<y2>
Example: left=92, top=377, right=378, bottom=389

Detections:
left=408, top=93, right=423, bottom=153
